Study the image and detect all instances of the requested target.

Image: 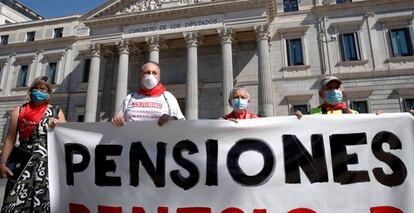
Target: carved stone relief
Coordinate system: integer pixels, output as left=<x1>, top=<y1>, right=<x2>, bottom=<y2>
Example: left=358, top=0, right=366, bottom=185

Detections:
left=115, top=0, right=215, bottom=15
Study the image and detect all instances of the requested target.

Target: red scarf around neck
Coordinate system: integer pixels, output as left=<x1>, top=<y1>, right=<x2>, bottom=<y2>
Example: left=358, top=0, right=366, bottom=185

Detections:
left=138, top=83, right=166, bottom=97
left=224, top=110, right=257, bottom=120
left=18, top=101, right=49, bottom=140
left=321, top=102, right=350, bottom=113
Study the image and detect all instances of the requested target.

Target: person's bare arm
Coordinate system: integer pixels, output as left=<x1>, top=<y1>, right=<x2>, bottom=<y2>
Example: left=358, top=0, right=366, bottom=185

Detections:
left=0, top=107, right=19, bottom=178
left=111, top=114, right=125, bottom=127
left=49, top=109, right=66, bottom=128
left=293, top=111, right=304, bottom=120
left=157, top=114, right=178, bottom=127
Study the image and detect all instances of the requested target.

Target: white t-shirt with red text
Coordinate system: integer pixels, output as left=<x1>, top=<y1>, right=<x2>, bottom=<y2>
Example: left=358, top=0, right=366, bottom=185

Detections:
left=118, top=91, right=185, bottom=121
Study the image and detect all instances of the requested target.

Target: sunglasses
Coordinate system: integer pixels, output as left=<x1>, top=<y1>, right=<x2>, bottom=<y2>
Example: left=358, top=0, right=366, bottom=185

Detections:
left=41, top=76, right=49, bottom=82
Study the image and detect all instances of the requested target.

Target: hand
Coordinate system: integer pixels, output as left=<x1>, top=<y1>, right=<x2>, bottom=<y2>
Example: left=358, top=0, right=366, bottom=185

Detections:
left=157, top=114, right=176, bottom=127
left=111, top=115, right=125, bottom=127
left=48, top=117, right=59, bottom=128
left=293, top=111, right=303, bottom=120
left=0, top=163, right=13, bottom=179
left=409, top=109, right=414, bottom=116
left=227, top=118, right=238, bottom=123
left=375, top=110, right=384, bottom=115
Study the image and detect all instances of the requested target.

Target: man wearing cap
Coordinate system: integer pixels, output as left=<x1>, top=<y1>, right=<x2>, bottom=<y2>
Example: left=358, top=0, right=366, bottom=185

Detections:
left=222, top=87, right=258, bottom=121
left=310, top=76, right=358, bottom=115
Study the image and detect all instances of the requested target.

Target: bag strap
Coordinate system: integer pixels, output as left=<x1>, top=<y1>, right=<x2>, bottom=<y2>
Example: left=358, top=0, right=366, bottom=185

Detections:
left=162, top=92, right=172, bottom=116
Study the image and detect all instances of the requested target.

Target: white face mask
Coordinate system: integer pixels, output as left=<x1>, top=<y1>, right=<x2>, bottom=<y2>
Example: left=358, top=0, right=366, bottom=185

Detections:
left=142, top=74, right=158, bottom=89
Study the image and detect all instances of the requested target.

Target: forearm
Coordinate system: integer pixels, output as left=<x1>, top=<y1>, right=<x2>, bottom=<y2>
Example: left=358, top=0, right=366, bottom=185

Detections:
left=0, top=138, right=16, bottom=163
left=57, top=109, right=66, bottom=123
left=1, top=107, right=18, bottom=163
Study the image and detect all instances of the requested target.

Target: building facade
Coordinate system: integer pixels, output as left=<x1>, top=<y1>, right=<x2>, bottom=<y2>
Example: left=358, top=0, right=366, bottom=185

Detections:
left=0, top=0, right=414, bottom=140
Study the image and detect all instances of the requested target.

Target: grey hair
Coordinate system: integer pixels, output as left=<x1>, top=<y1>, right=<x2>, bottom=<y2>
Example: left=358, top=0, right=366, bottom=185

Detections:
left=228, top=87, right=250, bottom=100
left=140, top=61, right=160, bottom=73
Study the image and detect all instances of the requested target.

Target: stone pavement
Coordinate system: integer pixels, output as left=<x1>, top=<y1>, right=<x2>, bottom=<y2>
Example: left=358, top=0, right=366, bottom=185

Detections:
left=0, top=179, right=5, bottom=207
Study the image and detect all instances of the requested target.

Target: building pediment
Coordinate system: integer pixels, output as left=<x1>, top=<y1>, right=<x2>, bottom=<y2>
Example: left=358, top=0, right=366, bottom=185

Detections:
left=83, top=0, right=226, bottom=20
left=82, top=0, right=271, bottom=28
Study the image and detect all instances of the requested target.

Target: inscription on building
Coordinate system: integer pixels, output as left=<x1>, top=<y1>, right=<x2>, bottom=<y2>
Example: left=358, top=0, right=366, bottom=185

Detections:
left=125, top=15, right=223, bottom=34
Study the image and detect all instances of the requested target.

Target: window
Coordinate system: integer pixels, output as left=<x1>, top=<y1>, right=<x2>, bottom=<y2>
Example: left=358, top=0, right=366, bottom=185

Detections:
left=339, top=33, right=360, bottom=61
left=292, top=104, right=309, bottom=115
left=5, top=20, right=12, bottom=24
left=46, top=62, right=57, bottom=84
left=17, top=65, right=29, bottom=87
left=404, top=98, right=414, bottom=111
left=77, top=115, right=85, bottom=122
left=287, top=38, right=304, bottom=66
left=83, top=59, right=91, bottom=82
left=283, top=0, right=298, bottom=12
left=54, top=28, right=63, bottom=38
left=389, top=28, right=414, bottom=57
left=26, top=31, right=35, bottom=42
left=351, top=100, right=369, bottom=113
left=336, top=0, right=352, bottom=3
left=1, top=35, right=8, bottom=45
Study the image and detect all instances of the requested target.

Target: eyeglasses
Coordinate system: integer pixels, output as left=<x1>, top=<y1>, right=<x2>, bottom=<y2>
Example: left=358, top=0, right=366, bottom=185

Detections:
left=41, top=76, right=49, bottom=82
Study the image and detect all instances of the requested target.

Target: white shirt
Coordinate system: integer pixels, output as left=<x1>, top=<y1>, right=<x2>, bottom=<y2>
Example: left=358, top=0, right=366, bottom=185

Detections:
left=118, top=91, right=185, bottom=121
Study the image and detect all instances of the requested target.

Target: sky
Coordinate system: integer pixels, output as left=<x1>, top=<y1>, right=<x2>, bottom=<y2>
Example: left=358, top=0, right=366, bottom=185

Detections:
left=18, top=0, right=106, bottom=18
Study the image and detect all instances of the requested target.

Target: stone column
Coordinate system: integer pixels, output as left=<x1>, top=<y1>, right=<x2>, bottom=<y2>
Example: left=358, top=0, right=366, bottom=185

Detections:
left=63, top=47, right=73, bottom=78
left=115, top=40, right=129, bottom=112
left=3, top=53, right=16, bottom=95
left=145, top=35, right=160, bottom=63
left=84, top=44, right=101, bottom=122
left=60, top=46, right=73, bottom=90
left=365, top=12, right=381, bottom=70
left=183, top=31, right=198, bottom=120
left=218, top=28, right=234, bottom=115
left=255, top=24, right=274, bottom=117
left=34, top=50, right=44, bottom=79
left=27, top=55, right=38, bottom=85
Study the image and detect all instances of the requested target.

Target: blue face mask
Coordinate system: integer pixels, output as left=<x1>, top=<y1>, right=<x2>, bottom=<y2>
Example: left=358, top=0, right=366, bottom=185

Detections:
left=30, top=89, right=49, bottom=102
left=232, top=98, right=248, bottom=110
left=324, top=89, right=343, bottom=105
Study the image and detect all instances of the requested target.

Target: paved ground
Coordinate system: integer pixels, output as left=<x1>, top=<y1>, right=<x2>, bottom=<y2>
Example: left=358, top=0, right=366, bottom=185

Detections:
left=0, top=179, right=6, bottom=207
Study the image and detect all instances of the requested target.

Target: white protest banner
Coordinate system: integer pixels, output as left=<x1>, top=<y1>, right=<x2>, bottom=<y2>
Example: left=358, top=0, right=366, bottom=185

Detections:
left=48, top=114, right=414, bottom=213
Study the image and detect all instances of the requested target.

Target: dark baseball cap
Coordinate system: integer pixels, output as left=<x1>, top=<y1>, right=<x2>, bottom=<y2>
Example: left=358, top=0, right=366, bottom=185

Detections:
left=319, top=76, right=342, bottom=90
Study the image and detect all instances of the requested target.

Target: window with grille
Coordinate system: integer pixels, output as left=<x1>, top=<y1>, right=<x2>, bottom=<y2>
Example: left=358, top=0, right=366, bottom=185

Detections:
left=26, top=31, right=35, bottom=42
left=404, top=98, right=414, bottom=112
left=1, top=35, right=9, bottom=45
left=336, top=0, right=352, bottom=3
left=54, top=28, right=63, bottom=38
left=292, top=104, right=309, bottom=115
left=17, top=65, right=29, bottom=87
left=46, top=62, right=57, bottom=84
left=339, top=33, right=361, bottom=61
left=389, top=28, right=414, bottom=57
left=287, top=38, right=304, bottom=66
left=351, top=100, right=369, bottom=113
left=283, top=0, right=299, bottom=12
